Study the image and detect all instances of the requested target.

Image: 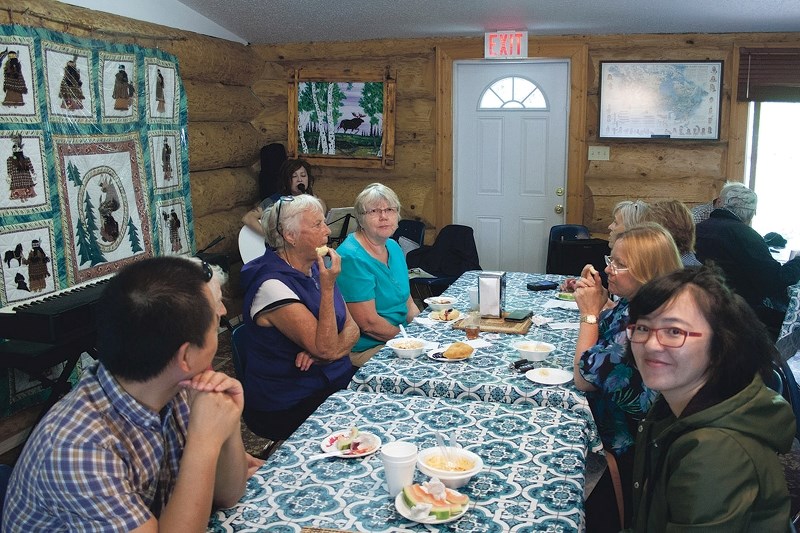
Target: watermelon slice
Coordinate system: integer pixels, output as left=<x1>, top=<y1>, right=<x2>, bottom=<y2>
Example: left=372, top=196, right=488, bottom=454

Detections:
left=402, top=483, right=468, bottom=520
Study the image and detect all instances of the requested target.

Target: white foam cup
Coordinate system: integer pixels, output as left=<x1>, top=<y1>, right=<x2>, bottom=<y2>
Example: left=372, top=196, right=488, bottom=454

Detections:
left=379, top=441, right=418, bottom=496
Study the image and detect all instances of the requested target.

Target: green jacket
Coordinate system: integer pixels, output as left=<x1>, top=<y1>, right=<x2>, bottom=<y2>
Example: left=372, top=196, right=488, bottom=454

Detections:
left=630, top=374, right=795, bottom=532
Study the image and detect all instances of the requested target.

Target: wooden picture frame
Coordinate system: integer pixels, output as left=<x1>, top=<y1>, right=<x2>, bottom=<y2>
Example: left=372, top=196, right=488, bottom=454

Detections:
left=599, top=60, right=723, bottom=140
left=288, top=66, right=396, bottom=168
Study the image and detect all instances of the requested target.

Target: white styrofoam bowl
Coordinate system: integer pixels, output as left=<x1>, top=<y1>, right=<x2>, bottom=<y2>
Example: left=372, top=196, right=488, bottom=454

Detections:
left=424, top=296, right=458, bottom=311
left=386, top=337, right=427, bottom=359
left=417, top=446, right=483, bottom=488
left=512, top=340, right=555, bottom=362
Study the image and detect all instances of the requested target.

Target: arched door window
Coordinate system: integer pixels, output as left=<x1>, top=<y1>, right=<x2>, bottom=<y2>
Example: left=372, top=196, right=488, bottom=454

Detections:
left=478, top=76, right=547, bottom=109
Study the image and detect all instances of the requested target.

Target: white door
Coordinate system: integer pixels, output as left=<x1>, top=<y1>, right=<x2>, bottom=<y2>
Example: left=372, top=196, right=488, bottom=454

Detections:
left=454, top=60, right=569, bottom=273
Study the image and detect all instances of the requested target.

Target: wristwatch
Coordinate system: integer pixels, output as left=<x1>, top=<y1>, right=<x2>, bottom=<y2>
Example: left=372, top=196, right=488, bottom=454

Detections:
left=580, top=314, right=598, bottom=324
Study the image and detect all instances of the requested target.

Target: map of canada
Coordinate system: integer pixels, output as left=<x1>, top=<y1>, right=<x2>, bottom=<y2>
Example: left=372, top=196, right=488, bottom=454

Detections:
left=600, top=62, right=720, bottom=139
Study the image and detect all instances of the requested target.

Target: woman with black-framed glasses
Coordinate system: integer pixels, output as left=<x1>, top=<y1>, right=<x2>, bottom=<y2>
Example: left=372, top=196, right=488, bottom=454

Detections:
left=239, top=194, right=360, bottom=441
left=626, top=265, right=793, bottom=531
left=573, top=223, right=681, bottom=531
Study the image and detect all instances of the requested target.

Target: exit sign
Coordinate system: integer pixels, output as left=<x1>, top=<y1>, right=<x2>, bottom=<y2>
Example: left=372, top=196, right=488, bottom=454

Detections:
left=485, top=31, right=528, bottom=59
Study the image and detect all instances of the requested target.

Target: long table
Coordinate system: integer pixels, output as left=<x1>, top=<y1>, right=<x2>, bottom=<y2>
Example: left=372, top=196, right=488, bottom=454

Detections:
left=208, top=389, right=592, bottom=532
left=350, top=271, right=600, bottom=451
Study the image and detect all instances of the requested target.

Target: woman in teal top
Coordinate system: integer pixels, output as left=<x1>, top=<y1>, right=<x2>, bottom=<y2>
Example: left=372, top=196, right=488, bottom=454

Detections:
left=337, top=183, right=420, bottom=364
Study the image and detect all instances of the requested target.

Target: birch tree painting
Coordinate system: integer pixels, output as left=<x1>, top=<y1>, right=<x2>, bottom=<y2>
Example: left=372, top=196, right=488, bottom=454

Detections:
left=296, top=81, right=383, bottom=158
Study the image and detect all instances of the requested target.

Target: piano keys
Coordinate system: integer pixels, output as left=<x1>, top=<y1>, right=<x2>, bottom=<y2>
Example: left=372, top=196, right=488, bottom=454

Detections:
left=0, top=274, right=113, bottom=344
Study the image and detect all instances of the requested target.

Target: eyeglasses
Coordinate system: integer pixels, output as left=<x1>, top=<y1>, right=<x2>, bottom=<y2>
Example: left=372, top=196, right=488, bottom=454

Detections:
left=201, top=260, right=213, bottom=282
left=604, top=255, right=629, bottom=275
left=626, top=324, right=703, bottom=348
left=275, top=195, right=294, bottom=236
left=363, top=207, right=398, bottom=217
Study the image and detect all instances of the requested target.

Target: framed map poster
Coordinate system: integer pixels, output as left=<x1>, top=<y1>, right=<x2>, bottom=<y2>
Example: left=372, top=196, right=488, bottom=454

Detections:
left=599, top=61, right=723, bottom=140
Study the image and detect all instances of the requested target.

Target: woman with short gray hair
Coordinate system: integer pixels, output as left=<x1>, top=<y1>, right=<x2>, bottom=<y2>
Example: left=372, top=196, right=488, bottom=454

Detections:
left=609, top=200, right=649, bottom=246
left=337, top=183, right=420, bottom=366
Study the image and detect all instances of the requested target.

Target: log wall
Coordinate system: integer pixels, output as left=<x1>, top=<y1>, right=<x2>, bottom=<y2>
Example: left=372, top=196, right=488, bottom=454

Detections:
left=253, top=32, right=800, bottom=238
left=6, top=0, right=267, bottom=261
left=11, top=1, right=800, bottom=258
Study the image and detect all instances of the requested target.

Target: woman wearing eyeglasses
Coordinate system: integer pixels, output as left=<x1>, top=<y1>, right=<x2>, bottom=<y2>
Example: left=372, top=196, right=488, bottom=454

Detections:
left=239, top=194, right=360, bottom=441
left=572, top=223, right=681, bottom=531
left=336, top=183, right=420, bottom=366
left=626, top=265, right=793, bottom=531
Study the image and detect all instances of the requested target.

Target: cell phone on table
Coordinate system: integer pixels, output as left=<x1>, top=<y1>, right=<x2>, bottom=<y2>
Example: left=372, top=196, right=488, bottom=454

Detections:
left=505, top=310, right=532, bottom=322
left=527, top=280, right=558, bottom=291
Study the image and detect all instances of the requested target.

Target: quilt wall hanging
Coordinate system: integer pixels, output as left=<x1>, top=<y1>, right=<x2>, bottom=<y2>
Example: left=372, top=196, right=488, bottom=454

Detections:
left=0, top=24, right=192, bottom=416
left=0, top=24, right=193, bottom=309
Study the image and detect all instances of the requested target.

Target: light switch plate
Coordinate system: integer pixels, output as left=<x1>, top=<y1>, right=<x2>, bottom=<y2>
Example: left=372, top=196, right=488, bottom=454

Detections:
left=588, top=145, right=610, bottom=160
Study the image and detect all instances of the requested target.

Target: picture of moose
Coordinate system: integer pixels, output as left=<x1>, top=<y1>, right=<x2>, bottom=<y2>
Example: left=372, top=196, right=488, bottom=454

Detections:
left=337, top=112, right=366, bottom=134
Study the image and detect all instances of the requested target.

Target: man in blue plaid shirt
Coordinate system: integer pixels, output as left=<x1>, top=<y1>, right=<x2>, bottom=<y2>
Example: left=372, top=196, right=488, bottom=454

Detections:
left=3, top=257, right=249, bottom=532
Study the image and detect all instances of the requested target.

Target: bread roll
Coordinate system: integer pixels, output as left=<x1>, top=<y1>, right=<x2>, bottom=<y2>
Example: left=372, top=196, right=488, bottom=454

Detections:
left=443, top=341, right=473, bottom=360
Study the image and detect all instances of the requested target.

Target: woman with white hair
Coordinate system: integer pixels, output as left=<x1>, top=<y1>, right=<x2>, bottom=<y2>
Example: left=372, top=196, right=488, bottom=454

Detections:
left=608, top=200, right=650, bottom=247
left=337, top=183, right=420, bottom=366
left=696, top=185, right=800, bottom=338
left=239, top=194, right=360, bottom=440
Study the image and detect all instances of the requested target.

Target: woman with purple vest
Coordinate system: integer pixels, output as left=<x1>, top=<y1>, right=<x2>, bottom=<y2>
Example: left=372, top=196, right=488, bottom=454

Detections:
left=240, top=194, right=359, bottom=440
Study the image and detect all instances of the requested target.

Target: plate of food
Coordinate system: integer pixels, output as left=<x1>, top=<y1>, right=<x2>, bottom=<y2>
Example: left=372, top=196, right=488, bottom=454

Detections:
left=395, top=483, right=469, bottom=524
left=525, top=367, right=573, bottom=385
left=428, top=308, right=461, bottom=322
left=556, top=292, right=576, bottom=302
left=320, top=428, right=381, bottom=458
left=427, top=342, right=474, bottom=362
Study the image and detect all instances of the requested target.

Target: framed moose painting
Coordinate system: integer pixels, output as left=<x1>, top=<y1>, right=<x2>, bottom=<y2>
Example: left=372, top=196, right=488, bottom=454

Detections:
left=288, top=66, right=396, bottom=168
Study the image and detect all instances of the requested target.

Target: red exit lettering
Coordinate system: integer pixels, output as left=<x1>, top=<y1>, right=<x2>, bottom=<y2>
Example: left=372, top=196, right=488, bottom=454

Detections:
left=485, top=31, right=528, bottom=59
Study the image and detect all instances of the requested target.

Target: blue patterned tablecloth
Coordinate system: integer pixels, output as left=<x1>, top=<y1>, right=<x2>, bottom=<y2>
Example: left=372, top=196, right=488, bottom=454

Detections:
left=208, top=389, right=591, bottom=532
left=350, top=271, right=600, bottom=451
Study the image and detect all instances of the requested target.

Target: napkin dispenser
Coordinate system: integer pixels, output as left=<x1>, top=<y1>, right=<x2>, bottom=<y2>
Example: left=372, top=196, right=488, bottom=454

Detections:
left=479, top=271, right=506, bottom=318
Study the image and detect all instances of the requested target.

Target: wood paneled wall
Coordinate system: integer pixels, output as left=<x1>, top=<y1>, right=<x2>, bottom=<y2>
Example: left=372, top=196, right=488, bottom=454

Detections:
left=253, top=32, right=800, bottom=238
left=11, top=1, right=800, bottom=257
left=6, top=0, right=267, bottom=261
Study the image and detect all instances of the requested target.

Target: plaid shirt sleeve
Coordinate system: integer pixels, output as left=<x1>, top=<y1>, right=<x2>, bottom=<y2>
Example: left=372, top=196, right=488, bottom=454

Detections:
left=45, top=437, right=153, bottom=530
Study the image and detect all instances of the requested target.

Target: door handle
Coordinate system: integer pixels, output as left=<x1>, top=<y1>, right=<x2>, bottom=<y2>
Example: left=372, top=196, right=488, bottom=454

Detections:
left=554, top=204, right=564, bottom=214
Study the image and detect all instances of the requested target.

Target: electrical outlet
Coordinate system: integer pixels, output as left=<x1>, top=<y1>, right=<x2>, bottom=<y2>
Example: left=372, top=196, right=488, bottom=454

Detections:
left=588, top=145, right=610, bottom=161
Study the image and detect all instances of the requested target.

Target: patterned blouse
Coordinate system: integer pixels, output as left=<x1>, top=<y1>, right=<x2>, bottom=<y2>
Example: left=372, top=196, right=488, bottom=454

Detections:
left=579, top=298, right=657, bottom=456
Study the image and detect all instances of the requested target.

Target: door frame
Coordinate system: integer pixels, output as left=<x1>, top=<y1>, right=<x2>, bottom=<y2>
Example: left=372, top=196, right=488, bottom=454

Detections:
left=435, top=41, right=589, bottom=231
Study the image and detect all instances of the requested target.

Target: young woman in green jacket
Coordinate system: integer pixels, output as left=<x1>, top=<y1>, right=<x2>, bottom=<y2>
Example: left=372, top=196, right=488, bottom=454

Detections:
left=626, top=265, right=794, bottom=532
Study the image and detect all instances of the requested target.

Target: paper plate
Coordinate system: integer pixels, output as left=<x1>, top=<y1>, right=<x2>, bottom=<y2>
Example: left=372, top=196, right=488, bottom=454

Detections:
left=319, top=430, right=381, bottom=458
left=394, top=491, right=468, bottom=524
left=525, top=367, right=573, bottom=385
left=427, top=347, right=471, bottom=363
left=428, top=310, right=462, bottom=323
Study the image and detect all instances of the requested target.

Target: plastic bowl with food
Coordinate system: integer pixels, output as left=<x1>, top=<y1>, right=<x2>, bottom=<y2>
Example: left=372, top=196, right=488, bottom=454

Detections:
left=417, top=446, right=483, bottom=488
left=386, top=337, right=427, bottom=359
left=423, top=296, right=458, bottom=312
left=512, top=340, right=556, bottom=362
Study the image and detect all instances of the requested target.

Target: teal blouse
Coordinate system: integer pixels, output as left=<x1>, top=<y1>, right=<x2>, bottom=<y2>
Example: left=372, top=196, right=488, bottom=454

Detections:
left=336, top=234, right=410, bottom=352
